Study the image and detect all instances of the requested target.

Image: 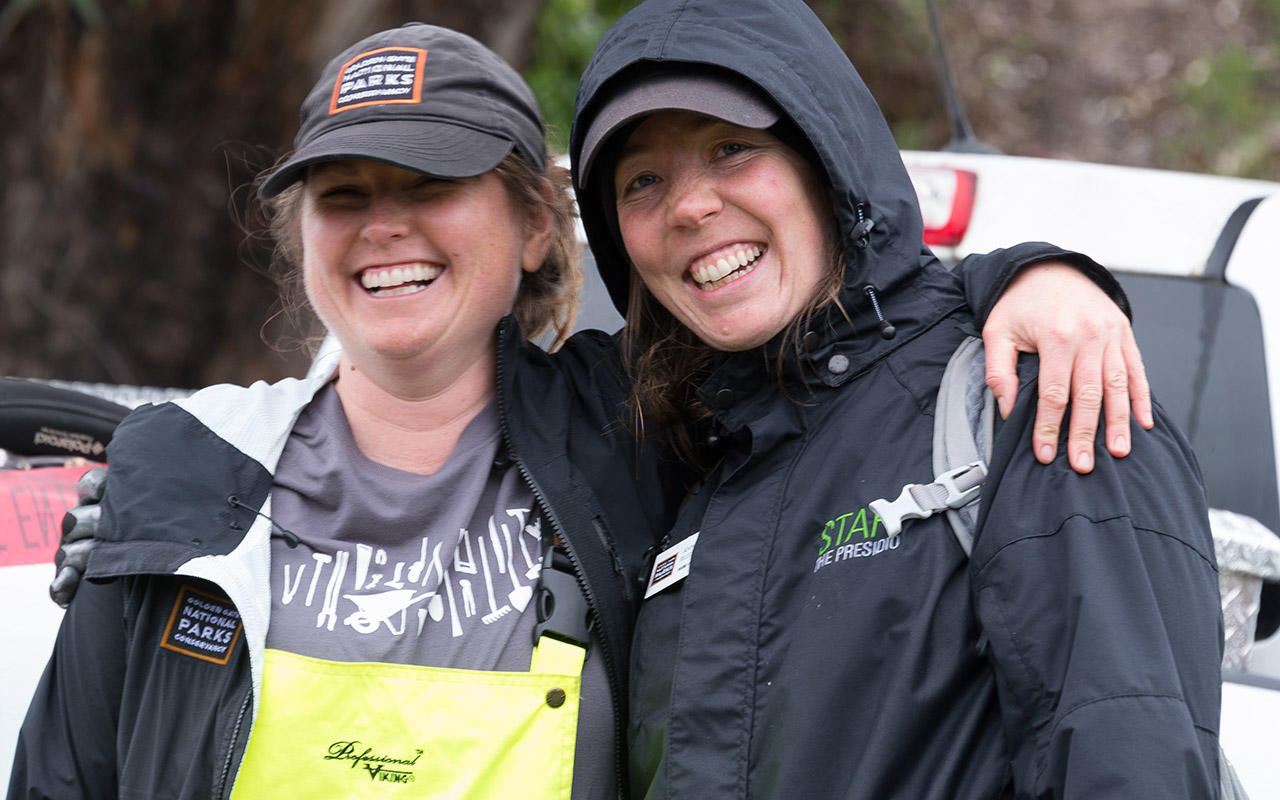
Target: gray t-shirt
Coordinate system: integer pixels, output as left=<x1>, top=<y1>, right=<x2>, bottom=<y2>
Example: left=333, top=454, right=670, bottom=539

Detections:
left=265, top=384, right=612, bottom=798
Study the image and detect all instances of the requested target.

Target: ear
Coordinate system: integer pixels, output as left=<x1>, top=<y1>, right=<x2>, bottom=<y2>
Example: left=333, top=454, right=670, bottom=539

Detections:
left=521, top=178, right=555, bottom=274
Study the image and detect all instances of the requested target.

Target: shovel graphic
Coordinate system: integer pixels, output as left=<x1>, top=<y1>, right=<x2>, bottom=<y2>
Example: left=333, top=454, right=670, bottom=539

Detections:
left=498, top=519, right=532, bottom=612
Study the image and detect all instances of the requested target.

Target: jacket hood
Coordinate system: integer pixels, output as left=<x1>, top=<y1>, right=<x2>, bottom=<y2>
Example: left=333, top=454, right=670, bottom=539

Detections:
left=570, top=0, right=928, bottom=324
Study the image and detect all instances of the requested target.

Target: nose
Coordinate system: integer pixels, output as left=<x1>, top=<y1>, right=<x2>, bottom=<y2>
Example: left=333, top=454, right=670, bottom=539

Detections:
left=666, top=170, right=723, bottom=229
left=360, top=195, right=411, bottom=244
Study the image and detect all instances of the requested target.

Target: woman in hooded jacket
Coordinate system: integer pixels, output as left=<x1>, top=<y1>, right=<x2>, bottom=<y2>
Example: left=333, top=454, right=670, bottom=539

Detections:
left=570, top=0, right=1222, bottom=798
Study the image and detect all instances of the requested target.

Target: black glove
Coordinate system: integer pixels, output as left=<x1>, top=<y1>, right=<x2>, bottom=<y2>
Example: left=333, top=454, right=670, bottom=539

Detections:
left=50, top=466, right=107, bottom=608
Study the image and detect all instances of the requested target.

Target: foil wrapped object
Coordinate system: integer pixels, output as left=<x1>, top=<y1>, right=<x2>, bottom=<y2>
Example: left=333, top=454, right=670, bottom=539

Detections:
left=1210, top=507, right=1280, bottom=670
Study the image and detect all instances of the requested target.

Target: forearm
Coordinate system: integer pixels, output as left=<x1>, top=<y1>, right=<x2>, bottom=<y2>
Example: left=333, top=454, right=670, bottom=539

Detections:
left=954, top=242, right=1130, bottom=326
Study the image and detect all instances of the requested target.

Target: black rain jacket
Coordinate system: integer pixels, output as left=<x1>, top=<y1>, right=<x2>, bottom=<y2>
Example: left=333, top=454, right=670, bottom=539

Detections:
left=7, top=319, right=677, bottom=800
left=569, top=1, right=1223, bottom=798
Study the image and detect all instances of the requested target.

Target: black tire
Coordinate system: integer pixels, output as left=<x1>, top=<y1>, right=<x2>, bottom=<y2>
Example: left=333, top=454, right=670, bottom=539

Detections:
left=0, top=378, right=130, bottom=460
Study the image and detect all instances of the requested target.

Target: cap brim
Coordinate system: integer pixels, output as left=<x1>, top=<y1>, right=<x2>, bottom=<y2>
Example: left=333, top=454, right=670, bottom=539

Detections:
left=259, top=118, right=514, bottom=198
left=577, top=72, right=779, bottom=188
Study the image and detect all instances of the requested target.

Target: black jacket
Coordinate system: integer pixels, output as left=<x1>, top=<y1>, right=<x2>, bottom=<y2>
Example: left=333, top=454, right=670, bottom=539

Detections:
left=570, top=1, right=1223, bottom=798
left=7, top=319, right=676, bottom=800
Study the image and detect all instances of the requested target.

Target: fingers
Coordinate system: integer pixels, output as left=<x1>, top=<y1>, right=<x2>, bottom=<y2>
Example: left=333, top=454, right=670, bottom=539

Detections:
left=50, top=468, right=107, bottom=608
left=1064, top=348, right=1105, bottom=473
left=50, top=565, right=82, bottom=609
left=1040, top=336, right=1139, bottom=473
left=1123, top=333, right=1154, bottom=430
left=76, top=466, right=108, bottom=502
left=50, top=540, right=95, bottom=608
left=1101, top=342, right=1132, bottom=458
left=982, top=334, right=1021, bottom=419
left=61, top=503, right=101, bottom=545
left=1031, top=336, right=1073, bottom=465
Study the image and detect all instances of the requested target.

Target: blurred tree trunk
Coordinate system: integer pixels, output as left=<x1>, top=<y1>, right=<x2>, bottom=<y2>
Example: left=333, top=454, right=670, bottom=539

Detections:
left=0, top=0, right=546, bottom=387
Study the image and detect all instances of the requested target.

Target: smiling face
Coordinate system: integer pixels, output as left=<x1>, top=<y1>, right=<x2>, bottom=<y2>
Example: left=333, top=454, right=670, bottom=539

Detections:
left=613, top=112, right=836, bottom=352
left=300, top=160, right=548, bottom=375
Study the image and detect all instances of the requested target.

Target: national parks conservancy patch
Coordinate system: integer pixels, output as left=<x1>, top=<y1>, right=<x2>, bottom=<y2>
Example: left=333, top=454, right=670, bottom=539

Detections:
left=161, top=585, right=243, bottom=664
left=329, top=46, right=426, bottom=114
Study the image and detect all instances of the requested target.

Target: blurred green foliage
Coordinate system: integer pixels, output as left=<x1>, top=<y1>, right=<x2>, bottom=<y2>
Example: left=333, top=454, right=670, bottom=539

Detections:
left=1174, top=40, right=1280, bottom=177
left=526, top=0, right=639, bottom=152
left=1166, top=0, right=1280, bottom=178
left=1183, top=47, right=1263, bottom=128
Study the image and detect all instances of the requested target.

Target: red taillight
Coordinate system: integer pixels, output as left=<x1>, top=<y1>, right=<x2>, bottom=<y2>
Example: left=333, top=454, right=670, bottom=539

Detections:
left=907, top=166, right=977, bottom=247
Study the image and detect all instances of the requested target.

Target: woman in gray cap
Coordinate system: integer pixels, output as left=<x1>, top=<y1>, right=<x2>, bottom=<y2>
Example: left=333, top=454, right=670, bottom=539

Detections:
left=13, top=19, right=1148, bottom=800
left=571, top=0, right=1221, bottom=797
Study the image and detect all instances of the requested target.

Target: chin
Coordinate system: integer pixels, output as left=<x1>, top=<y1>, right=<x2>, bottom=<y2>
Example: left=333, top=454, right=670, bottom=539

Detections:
left=357, top=336, right=439, bottom=363
left=685, top=317, right=773, bottom=352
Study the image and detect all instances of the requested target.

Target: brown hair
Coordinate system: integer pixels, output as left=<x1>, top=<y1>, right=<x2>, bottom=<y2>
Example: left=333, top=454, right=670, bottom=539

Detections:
left=257, top=148, right=582, bottom=352
left=621, top=225, right=846, bottom=463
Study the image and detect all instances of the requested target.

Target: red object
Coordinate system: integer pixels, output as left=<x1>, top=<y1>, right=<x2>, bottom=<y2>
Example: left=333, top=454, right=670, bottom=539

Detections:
left=0, top=466, right=94, bottom=567
left=908, top=166, right=978, bottom=247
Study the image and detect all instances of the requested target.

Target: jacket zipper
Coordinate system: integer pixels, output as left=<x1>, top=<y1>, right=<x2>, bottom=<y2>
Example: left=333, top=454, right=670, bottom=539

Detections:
left=494, top=320, right=628, bottom=798
left=215, top=687, right=252, bottom=799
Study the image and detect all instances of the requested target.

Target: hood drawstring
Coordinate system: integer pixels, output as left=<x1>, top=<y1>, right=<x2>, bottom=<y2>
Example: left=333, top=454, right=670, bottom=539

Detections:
left=852, top=202, right=875, bottom=249
left=863, top=285, right=897, bottom=340
left=851, top=203, right=895, bottom=340
left=228, top=494, right=300, bottom=548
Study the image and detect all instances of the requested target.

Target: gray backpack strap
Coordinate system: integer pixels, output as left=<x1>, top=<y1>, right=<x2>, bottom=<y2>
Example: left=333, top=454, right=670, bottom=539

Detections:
left=869, top=336, right=993, bottom=554
left=936, top=336, right=995, bottom=556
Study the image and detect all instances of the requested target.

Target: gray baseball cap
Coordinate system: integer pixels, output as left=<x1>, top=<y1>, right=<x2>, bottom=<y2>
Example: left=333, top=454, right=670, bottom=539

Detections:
left=576, top=68, right=780, bottom=190
left=260, top=23, right=545, bottom=198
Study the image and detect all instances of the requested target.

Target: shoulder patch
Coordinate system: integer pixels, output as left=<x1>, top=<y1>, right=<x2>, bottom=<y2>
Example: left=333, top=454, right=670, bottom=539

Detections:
left=160, top=584, right=243, bottom=664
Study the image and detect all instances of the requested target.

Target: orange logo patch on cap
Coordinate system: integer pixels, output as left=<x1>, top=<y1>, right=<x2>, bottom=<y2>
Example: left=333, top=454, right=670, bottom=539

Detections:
left=160, top=584, right=243, bottom=665
left=329, top=46, right=427, bottom=115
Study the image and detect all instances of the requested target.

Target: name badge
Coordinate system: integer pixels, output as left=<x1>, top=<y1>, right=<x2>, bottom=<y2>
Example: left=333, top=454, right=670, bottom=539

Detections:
left=644, top=532, right=699, bottom=599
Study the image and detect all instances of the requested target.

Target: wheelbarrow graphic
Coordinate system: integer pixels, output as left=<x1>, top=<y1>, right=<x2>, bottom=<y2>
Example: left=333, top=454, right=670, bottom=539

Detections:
left=343, top=588, right=438, bottom=635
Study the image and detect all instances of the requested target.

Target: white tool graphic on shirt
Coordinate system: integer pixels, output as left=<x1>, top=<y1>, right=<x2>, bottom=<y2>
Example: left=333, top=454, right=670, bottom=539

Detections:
left=507, top=508, right=541, bottom=579
left=479, top=541, right=511, bottom=624
left=497, top=518, right=532, bottom=611
left=317, top=550, right=349, bottom=631
left=344, top=588, right=434, bottom=635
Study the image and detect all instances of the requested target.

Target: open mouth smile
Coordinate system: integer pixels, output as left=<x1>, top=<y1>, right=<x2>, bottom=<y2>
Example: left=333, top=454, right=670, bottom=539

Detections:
left=689, top=245, right=764, bottom=291
left=358, top=263, right=443, bottom=297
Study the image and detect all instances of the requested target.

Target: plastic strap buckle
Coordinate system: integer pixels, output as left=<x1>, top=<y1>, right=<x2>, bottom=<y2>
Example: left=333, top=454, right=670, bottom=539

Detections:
left=533, top=548, right=591, bottom=650
left=869, top=460, right=988, bottom=538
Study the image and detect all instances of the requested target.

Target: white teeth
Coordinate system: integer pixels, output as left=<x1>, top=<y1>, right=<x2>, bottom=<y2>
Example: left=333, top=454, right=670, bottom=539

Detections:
left=359, top=264, right=443, bottom=292
left=700, top=260, right=758, bottom=291
left=690, top=246, right=763, bottom=288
